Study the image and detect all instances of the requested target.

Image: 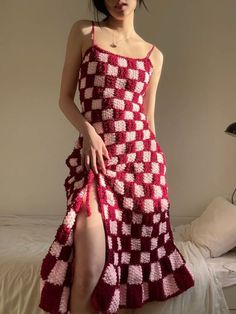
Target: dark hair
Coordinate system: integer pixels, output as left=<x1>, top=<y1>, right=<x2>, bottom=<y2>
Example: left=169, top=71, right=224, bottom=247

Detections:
left=90, top=0, right=148, bottom=24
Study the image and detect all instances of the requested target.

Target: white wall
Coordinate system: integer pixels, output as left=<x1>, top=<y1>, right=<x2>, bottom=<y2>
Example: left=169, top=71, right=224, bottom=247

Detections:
left=0, top=0, right=235, bottom=216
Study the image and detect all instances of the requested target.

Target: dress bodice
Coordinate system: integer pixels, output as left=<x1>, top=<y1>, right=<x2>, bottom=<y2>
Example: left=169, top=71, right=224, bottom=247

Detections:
left=77, top=21, right=155, bottom=121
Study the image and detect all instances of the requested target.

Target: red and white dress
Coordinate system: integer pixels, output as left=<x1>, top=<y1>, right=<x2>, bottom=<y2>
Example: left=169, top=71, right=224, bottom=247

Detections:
left=39, top=20, right=195, bottom=314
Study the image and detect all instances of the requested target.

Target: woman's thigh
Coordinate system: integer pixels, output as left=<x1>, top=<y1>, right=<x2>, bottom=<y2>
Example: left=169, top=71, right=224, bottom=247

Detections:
left=73, top=179, right=106, bottom=287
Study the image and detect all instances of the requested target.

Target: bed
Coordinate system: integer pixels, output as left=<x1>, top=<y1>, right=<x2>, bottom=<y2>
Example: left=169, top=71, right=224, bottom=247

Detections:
left=171, top=221, right=236, bottom=314
left=0, top=214, right=235, bottom=314
left=206, top=250, right=236, bottom=314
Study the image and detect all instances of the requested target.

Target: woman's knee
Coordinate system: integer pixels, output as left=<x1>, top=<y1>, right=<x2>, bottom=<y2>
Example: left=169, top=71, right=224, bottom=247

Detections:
left=73, top=266, right=99, bottom=292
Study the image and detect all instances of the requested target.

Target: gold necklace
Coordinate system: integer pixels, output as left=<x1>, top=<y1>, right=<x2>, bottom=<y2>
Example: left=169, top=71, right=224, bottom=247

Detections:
left=110, top=29, right=135, bottom=48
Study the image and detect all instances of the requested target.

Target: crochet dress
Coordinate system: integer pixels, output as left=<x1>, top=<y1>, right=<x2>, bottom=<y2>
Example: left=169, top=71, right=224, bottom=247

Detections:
left=39, top=20, right=195, bottom=314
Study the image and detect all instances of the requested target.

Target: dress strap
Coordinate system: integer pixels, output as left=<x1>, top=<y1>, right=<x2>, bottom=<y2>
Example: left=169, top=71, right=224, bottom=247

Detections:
left=91, top=20, right=95, bottom=46
left=146, top=44, right=155, bottom=58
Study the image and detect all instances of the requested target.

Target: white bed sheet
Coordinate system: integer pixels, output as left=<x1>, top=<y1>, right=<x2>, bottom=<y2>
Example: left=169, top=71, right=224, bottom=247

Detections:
left=172, top=223, right=236, bottom=288
left=0, top=214, right=62, bottom=314
left=0, top=214, right=231, bottom=314
left=205, top=251, right=236, bottom=288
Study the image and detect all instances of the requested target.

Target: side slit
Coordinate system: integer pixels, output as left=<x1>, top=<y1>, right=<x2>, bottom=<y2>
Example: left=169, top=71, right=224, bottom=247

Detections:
left=87, top=171, right=110, bottom=312
left=85, top=169, right=94, bottom=217
left=69, top=170, right=109, bottom=313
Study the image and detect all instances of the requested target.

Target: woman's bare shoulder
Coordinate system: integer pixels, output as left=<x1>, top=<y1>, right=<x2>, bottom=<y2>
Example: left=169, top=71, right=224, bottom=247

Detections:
left=151, top=44, right=164, bottom=62
left=137, top=33, right=163, bottom=57
left=145, top=40, right=163, bottom=58
left=141, top=40, right=164, bottom=71
left=69, top=19, right=94, bottom=37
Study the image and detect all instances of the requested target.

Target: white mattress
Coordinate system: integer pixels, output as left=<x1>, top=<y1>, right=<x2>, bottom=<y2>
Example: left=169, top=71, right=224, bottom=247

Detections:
left=0, top=214, right=235, bottom=313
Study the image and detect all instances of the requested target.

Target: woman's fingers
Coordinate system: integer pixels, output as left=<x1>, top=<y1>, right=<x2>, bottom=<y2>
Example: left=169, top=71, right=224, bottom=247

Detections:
left=85, top=154, right=90, bottom=171
left=80, top=151, right=84, bottom=171
left=81, top=134, right=111, bottom=174
left=90, top=149, right=98, bottom=174
left=96, top=143, right=111, bottom=174
left=103, top=145, right=110, bottom=161
left=97, top=151, right=106, bottom=174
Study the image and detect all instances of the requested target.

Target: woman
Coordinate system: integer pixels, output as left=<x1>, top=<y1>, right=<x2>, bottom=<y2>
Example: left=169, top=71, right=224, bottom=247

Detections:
left=39, top=1, right=195, bottom=314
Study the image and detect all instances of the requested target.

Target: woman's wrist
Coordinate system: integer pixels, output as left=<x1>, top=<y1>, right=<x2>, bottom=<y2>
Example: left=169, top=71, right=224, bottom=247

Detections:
left=81, top=119, right=94, bottom=136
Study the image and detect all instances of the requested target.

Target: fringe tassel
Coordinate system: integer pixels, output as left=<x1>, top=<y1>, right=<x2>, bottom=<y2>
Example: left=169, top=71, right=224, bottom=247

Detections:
left=85, top=169, right=95, bottom=217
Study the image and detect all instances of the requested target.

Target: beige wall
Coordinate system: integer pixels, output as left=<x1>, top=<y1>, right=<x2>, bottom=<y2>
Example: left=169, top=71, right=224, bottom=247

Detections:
left=0, top=0, right=235, bottom=217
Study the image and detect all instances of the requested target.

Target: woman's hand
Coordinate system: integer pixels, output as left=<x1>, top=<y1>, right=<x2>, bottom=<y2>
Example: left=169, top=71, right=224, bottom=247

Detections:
left=81, top=125, right=110, bottom=175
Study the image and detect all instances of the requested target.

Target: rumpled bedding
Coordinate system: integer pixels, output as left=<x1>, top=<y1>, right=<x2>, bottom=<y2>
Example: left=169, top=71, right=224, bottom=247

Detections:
left=0, top=215, right=230, bottom=314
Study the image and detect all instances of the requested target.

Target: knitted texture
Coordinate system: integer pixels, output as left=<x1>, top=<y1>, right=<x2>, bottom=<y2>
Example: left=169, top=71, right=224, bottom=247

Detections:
left=39, top=20, right=195, bottom=314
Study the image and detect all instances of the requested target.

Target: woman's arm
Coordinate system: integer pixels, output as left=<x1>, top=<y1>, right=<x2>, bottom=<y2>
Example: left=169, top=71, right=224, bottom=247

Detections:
left=58, top=20, right=110, bottom=174
left=143, top=47, right=164, bottom=136
left=58, top=19, right=93, bottom=135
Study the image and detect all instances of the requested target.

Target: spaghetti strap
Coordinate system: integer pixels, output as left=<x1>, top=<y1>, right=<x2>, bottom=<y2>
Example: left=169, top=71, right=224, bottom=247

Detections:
left=146, top=44, right=155, bottom=58
left=91, top=20, right=95, bottom=46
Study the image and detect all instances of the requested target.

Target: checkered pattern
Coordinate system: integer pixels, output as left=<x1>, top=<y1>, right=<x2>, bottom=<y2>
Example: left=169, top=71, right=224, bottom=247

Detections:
left=39, top=21, right=194, bottom=314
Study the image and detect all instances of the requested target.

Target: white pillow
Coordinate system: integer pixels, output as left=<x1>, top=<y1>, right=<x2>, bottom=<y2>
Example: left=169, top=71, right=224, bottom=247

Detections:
left=189, top=196, right=236, bottom=257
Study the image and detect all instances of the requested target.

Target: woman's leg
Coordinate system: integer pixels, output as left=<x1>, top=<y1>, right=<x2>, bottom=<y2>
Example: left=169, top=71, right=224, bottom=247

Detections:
left=69, top=179, right=106, bottom=314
